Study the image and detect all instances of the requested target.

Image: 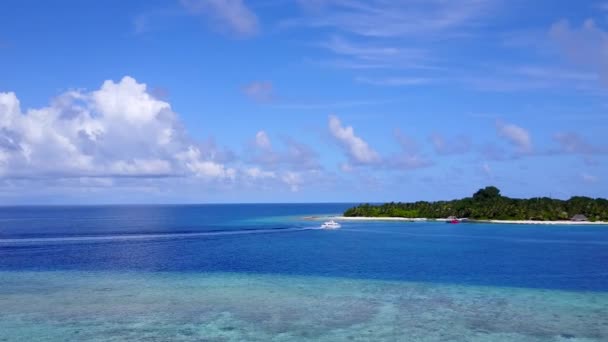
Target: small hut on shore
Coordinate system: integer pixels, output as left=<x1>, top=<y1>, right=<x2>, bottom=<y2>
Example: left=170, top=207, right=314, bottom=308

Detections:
left=571, top=214, right=588, bottom=222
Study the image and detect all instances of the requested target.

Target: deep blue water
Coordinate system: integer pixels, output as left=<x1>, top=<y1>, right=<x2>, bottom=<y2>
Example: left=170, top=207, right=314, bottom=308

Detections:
left=1, top=204, right=608, bottom=292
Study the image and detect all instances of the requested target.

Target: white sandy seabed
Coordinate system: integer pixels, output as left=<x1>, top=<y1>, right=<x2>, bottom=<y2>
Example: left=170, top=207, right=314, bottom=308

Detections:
left=1, top=271, right=608, bottom=341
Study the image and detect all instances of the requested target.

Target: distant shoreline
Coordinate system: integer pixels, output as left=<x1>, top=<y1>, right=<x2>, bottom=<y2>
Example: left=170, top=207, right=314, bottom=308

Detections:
left=303, top=216, right=608, bottom=225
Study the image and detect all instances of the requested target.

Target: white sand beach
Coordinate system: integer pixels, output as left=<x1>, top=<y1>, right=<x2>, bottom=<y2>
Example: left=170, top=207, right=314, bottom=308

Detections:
left=305, top=216, right=608, bottom=225
left=329, top=216, right=429, bottom=222
left=304, top=216, right=428, bottom=222
left=479, top=219, right=608, bottom=225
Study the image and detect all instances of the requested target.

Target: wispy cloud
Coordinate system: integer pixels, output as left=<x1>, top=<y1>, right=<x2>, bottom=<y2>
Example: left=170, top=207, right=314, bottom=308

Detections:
left=479, top=143, right=509, bottom=161
left=255, top=130, right=272, bottom=149
left=597, top=2, right=608, bottom=11
left=249, top=131, right=320, bottom=170
left=180, top=0, right=259, bottom=37
left=455, top=63, right=602, bottom=93
left=581, top=172, right=599, bottom=183
left=290, top=0, right=496, bottom=38
left=271, top=98, right=398, bottom=110
left=481, top=162, right=493, bottom=177
left=496, top=120, right=532, bottom=153
left=132, top=8, right=186, bottom=35
left=390, top=129, right=433, bottom=169
left=284, top=0, right=500, bottom=86
left=550, top=18, right=608, bottom=84
left=552, top=132, right=608, bottom=155
left=318, top=36, right=433, bottom=70
left=355, top=76, right=433, bottom=86
left=430, top=133, right=471, bottom=155
left=329, top=119, right=435, bottom=172
left=243, top=81, right=275, bottom=102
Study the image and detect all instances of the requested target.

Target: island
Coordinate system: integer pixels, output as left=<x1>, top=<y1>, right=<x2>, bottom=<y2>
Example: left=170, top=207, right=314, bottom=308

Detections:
left=342, top=186, right=608, bottom=223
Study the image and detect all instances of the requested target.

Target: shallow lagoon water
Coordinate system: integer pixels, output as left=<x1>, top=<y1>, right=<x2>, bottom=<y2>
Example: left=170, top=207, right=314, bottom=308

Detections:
left=1, top=271, right=607, bottom=341
left=1, top=204, right=608, bottom=341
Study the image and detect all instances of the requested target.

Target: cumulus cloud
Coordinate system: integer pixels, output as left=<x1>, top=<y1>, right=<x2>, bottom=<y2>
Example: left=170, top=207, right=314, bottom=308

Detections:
left=496, top=120, right=532, bottom=153
left=180, top=0, right=259, bottom=37
left=0, top=76, right=234, bottom=181
left=177, top=146, right=236, bottom=179
left=243, top=81, right=274, bottom=102
left=328, top=115, right=380, bottom=164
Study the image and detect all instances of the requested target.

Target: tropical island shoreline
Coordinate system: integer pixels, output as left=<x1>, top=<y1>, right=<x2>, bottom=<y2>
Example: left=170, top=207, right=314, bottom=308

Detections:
left=303, top=215, right=608, bottom=225
left=309, top=186, right=608, bottom=226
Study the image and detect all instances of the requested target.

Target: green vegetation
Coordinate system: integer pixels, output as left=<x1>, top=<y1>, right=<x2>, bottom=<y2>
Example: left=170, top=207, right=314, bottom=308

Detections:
left=344, top=186, right=608, bottom=221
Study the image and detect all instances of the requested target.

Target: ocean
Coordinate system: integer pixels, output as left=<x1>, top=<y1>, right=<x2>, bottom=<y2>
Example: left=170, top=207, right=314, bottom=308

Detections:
left=1, top=204, right=607, bottom=341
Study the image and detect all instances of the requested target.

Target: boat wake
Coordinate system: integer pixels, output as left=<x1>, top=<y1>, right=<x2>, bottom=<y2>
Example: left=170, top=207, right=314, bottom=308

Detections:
left=0, top=226, right=321, bottom=245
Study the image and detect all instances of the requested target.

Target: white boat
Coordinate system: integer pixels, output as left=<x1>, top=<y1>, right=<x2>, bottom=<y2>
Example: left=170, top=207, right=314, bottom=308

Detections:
left=321, top=220, right=341, bottom=229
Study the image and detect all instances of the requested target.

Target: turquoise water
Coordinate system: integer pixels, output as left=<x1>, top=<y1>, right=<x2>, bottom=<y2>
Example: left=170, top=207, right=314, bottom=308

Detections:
left=1, top=204, right=607, bottom=341
left=1, top=272, right=607, bottom=341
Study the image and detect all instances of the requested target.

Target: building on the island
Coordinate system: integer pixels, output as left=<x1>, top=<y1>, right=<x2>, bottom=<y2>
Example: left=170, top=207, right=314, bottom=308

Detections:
left=571, top=214, right=588, bottom=222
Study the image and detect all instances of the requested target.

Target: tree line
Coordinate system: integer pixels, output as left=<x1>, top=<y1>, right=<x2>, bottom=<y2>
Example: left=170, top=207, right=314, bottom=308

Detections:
left=343, top=186, right=608, bottom=221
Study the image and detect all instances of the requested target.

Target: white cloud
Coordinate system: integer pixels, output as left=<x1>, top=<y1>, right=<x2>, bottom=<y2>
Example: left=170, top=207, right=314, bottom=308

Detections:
left=328, top=115, right=380, bottom=164
left=320, top=36, right=431, bottom=70
left=177, top=146, right=236, bottom=179
left=249, top=131, right=320, bottom=170
left=496, top=120, right=532, bottom=153
left=0, top=76, right=233, bottom=180
left=243, top=81, right=274, bottom=102
left=242, top=131, right=323, bottom=193
left=108, top=159, right=173, bottom=176
left=245, top=167, right=276, bottom=179
left=285, top=0, right=497, bottom=83
left=93, top=77, right=169, bottom=124
left=180, top=0, right=259, bottom=37
left=255, top=130, right=272, bottom=149
left=292, top=0, right=495, bottom=38
left=281, top=171, right=302, bottom=192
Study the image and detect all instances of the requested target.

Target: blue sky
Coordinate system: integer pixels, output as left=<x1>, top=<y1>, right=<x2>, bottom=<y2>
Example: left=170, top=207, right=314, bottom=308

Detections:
left=0, top=0, right=607, bottom=204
